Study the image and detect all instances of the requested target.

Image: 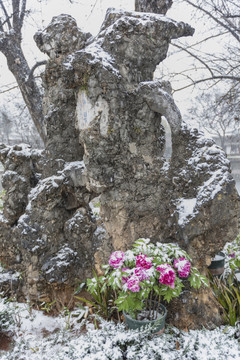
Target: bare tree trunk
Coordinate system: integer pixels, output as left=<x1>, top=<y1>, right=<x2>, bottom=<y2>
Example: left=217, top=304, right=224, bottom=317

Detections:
left=0, top=37, right=46, bottom=143
left=135, top=0, right=173, bottom=14
left=0, top=0, right=46, bottom=144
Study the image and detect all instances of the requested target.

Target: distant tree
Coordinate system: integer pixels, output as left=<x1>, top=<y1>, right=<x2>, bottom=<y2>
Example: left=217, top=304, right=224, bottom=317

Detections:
left=0, top=108, right=12, bottom=143
left=0, top=98, right=43, bottom=148
left=167, top=0, right=240, bottom=92
left=13, top=99, right=44, bottom=148
left=156, top=0, right=240, bottom=154
left=187, top=88, right=240, bottom=152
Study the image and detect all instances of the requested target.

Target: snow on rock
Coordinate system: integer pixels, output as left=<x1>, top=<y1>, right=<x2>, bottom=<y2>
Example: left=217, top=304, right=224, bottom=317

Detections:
left=177, top=198, right=197, bottom=226
left=173, top=123, right=236, bottom=228
left=0, top=266, right=20, bottom=283
left=41, top=245, right=78, bottom=283
left=79, top=42, right=120, bottom=76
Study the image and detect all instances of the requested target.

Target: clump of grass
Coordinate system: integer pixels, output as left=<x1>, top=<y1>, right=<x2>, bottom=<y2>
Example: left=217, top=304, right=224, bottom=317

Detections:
left=75, top=271, right=121, bottom=323
left=210, top=273, right=240, bottom=326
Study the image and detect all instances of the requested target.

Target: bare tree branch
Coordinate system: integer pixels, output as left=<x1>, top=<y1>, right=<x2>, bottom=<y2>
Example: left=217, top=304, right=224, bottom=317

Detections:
left=0, top=0, right=12, bottom=29
left=0, top=12, right=14, bottom=30
left=172, top=43, right=214, bottom=77
left=27, top=60, right=47, bottom=82
left=175, top=31, right=228, bottom=53
left=86, top=0, right=98, bottom=21
left=173, top=75, right=240, bottom=93
left=0, top=85, right=19, bottom=94
left=224, top=15, right=240, bottom=19
left=19, top=0, right=26, bottom=29
left=184, top=0, right=240, bottom=43
left=12, top=0, right=20, bottom=31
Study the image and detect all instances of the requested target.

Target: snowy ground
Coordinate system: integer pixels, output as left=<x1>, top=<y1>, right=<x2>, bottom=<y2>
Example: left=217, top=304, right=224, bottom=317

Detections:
left=1, top=297, right=240, bottom=360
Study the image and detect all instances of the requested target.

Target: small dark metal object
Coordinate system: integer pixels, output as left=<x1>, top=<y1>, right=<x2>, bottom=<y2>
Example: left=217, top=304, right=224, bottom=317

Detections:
left=208, top=251, right=225, bottom=276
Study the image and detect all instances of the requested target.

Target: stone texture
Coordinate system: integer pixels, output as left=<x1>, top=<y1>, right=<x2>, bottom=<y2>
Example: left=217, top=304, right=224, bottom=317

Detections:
left=12, top=161, right=100, bottom=301
left=34, top=14, right=91, bottom=59
left=135, top=0, right=173, bottom=14
left=0, top=145, right=108, bottom=303
left=0, top=144, right=43, bottom=225
left=0, top=7, right=239, bottom=328
left=34, top=14, right=92, bottom=172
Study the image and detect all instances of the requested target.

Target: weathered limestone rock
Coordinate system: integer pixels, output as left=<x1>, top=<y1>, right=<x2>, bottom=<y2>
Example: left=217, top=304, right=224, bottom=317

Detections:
left=0, top=268, right=21, bottom=299
left=62, top=8, right=238, bottom=328
left=12, top=161, right=102, bottom=301
left=135, top=0, right=173, bottom=14
left=0, top=147, right=108, bottom=303
left=34, top=15, right=92, bottom=172
left=0, top=7, right=239, bottom=328
left=34, top=14, right=91, bottom=59
left=0, top=144, right=43, bottom=225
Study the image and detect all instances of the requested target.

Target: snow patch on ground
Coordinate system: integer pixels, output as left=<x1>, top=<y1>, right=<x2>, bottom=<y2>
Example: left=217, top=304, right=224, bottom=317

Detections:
left=0, top=270, right=19, bottom=283
left=1, top=301, right=240, bottom=360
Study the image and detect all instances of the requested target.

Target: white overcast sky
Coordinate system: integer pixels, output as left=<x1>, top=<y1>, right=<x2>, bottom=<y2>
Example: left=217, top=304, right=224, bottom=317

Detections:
left=0, top=0, right=213, bottom=119
left=0, top=0, right=195, bottom=78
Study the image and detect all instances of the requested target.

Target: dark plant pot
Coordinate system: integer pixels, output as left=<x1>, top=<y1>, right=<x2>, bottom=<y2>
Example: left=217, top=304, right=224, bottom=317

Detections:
left=208, top=251, right=225, bottom=276
left=123, top=303, right=167, bottom=335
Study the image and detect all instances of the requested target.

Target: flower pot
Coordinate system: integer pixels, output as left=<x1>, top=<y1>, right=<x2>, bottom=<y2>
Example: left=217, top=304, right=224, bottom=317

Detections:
left=123, top=303, right=167, bottom=335
left=208, top=251, right=225, bottom=276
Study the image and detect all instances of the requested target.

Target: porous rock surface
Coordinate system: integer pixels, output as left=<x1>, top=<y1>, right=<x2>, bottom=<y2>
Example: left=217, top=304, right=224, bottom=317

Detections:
left=0, top=8, right=239, bottom=328
left=135, top=0, right=173, bottom=14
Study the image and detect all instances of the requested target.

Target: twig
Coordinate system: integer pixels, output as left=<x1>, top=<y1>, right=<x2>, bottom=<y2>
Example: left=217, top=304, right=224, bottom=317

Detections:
left=0, top=0, right=12, bottom=29
left=184, top=0, right=240, bottom=43
left=173, top=75, right=240, bottom=93
left=0, top=85, right=19, bottom=94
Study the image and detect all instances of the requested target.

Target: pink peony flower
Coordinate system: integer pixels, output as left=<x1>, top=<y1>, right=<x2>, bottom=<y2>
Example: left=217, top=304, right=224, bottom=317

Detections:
left=157, top=263, right=175, bottom=289
left=174, top=257, right=191, bottom=278
left=127, top=275, right=140, bottom=292
left=134, top=267, right=149, bottom=281
left=109, top=251, right=125, bottom=269
left=136, top=253, right=153, bottom=269
left=122, top=267, right=130, bottom=284
left=156, top=263, right=172, bottom=273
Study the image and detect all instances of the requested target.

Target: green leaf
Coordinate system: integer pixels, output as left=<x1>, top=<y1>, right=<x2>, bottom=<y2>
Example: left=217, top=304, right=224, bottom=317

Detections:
left=200, top=276, right=209, bottom=287
left=115, top=292, right=143, bottom=314
left=74, top=296, right=98, bottom=308
left=163, top=290, right=173, bottom=303
left=189, top=274, right=197, bottom=288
